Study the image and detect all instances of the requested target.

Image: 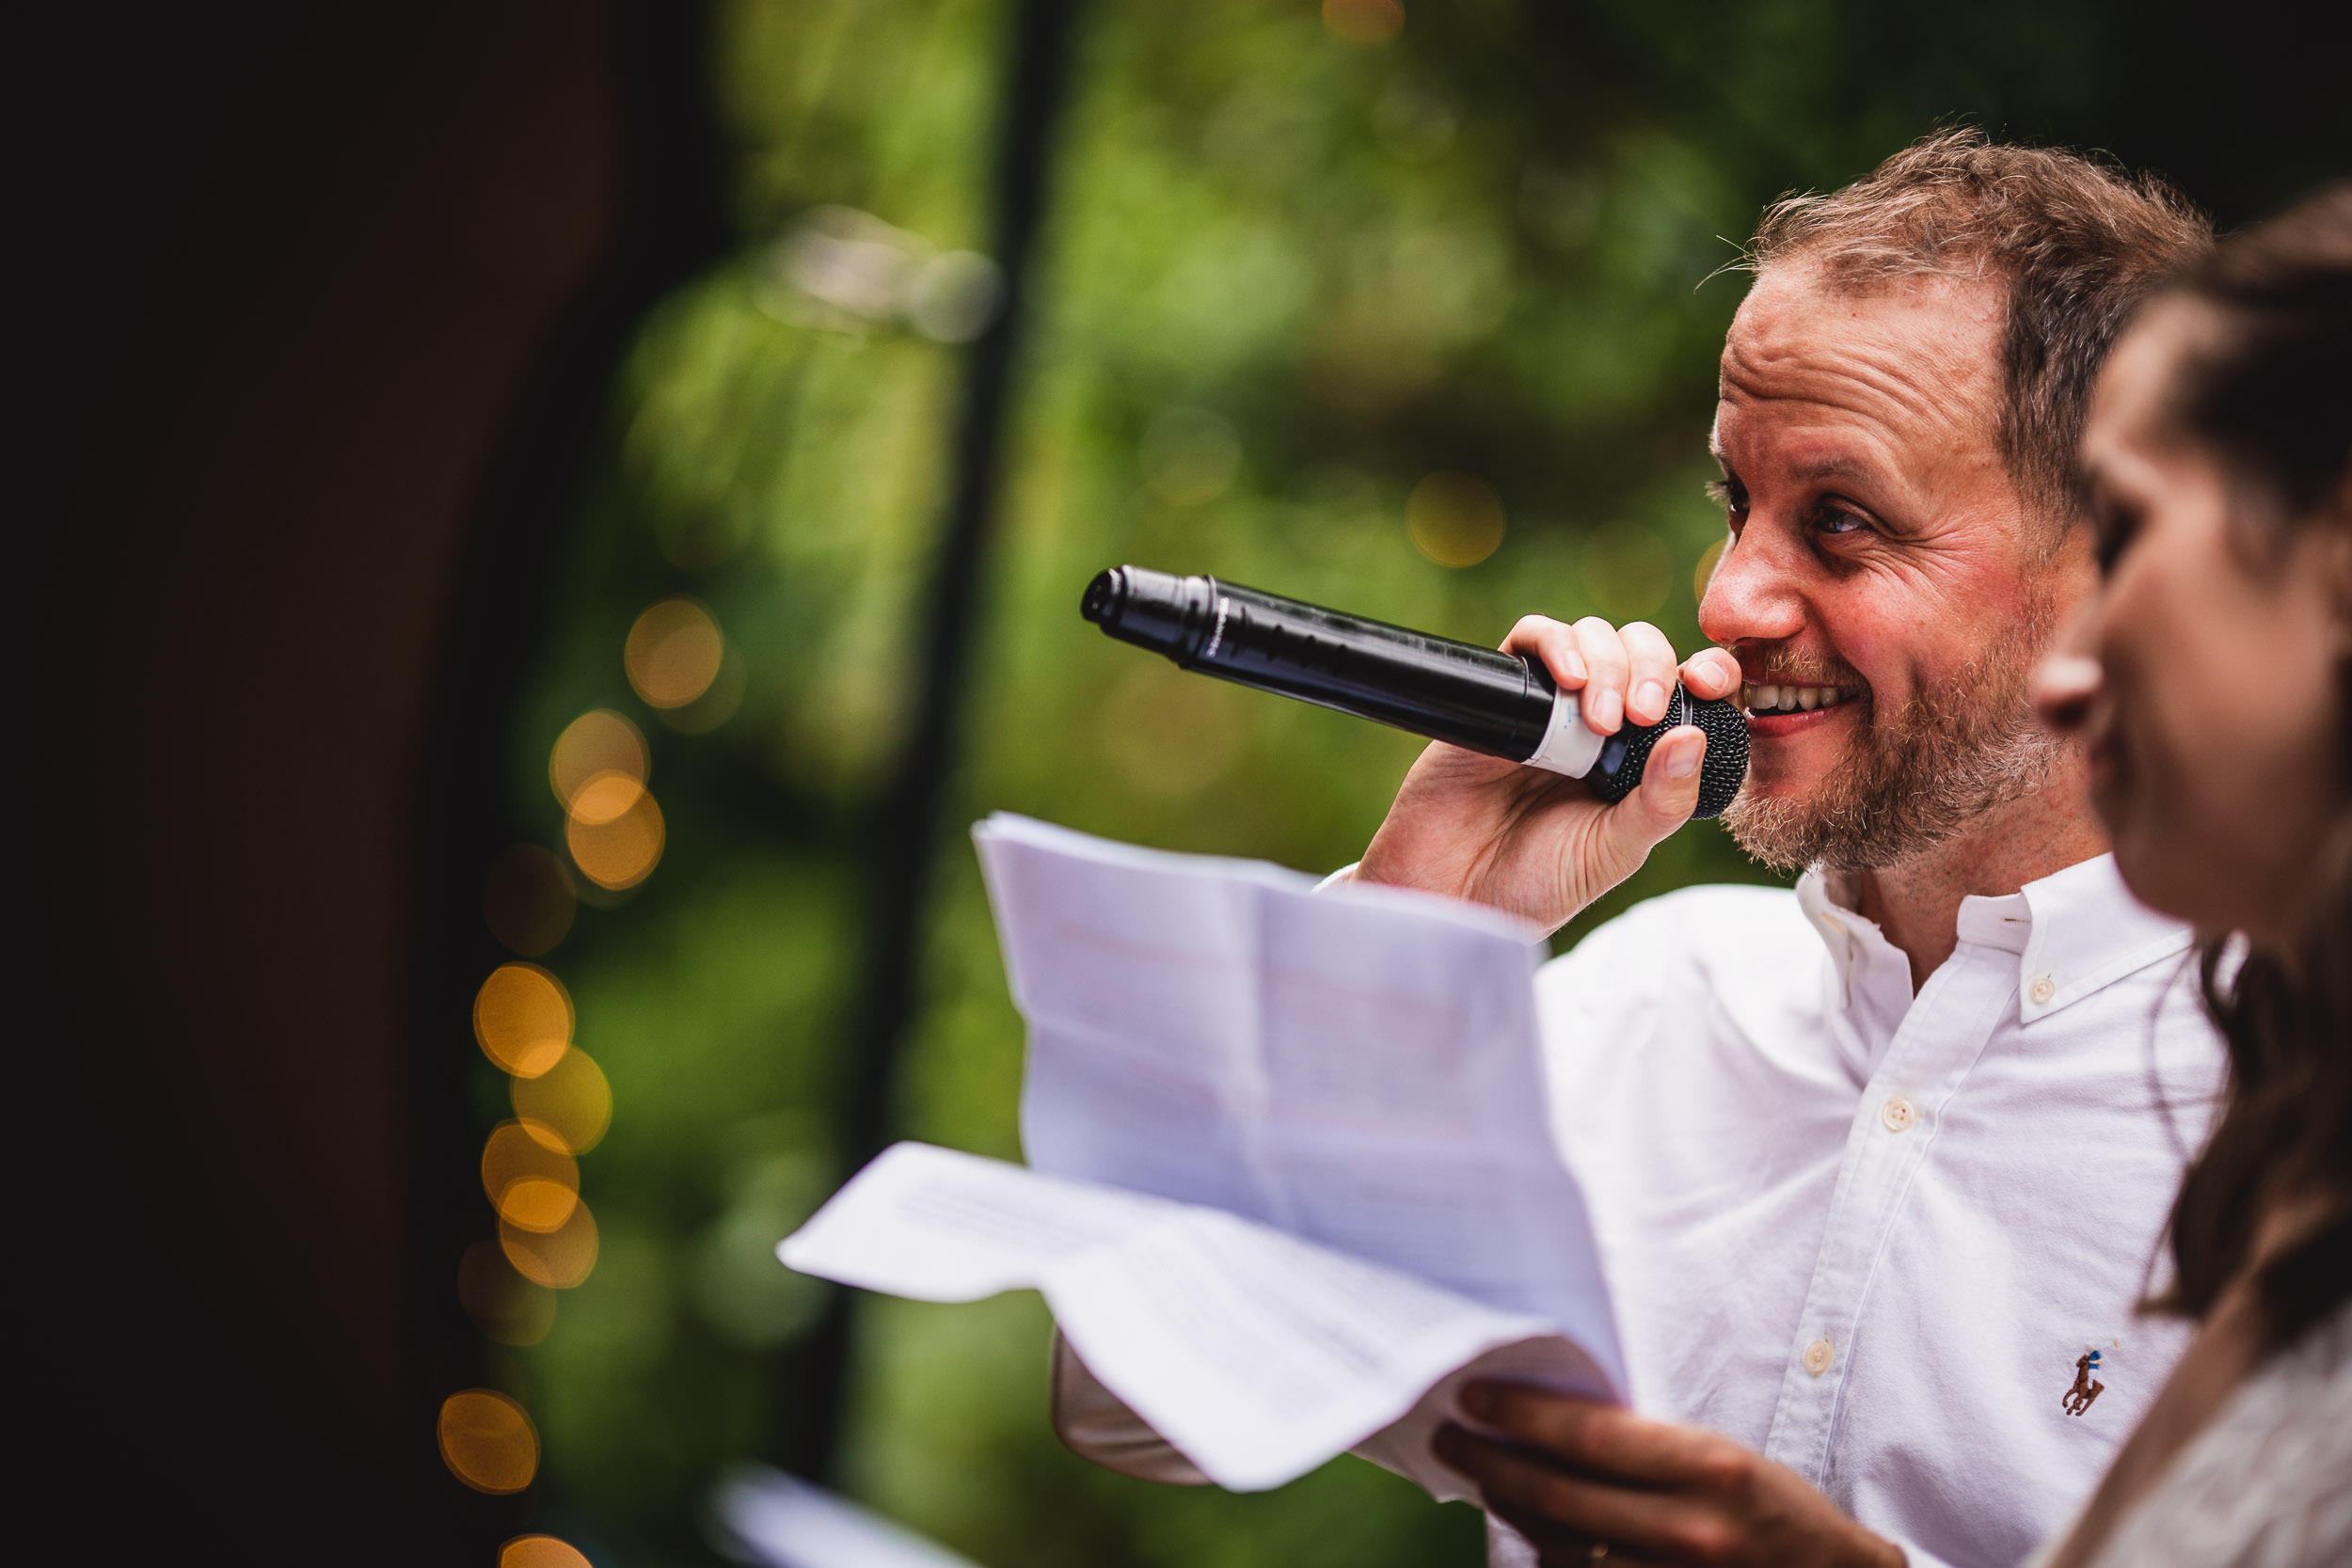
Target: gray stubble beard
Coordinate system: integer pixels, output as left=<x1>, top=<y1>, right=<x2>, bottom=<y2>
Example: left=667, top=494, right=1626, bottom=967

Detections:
left=1720, top=602, right=2066, bottom=876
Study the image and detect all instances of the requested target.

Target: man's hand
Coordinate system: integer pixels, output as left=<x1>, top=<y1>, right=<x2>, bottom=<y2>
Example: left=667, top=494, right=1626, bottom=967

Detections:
left=1433, top=1383, right=1903, bottom=1568
left=1356, top=617, right=1742, bottom=930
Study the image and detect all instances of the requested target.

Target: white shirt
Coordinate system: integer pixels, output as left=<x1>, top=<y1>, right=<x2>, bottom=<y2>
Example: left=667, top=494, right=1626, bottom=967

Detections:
left=1533, top=854, right=2223, bottom=1568
left=1056, top=853, right=2226, bottom=1568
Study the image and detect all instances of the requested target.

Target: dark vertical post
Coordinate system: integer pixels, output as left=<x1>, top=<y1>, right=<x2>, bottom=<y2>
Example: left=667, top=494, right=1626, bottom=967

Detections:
left=788, top=0, right=1084, bottom=1482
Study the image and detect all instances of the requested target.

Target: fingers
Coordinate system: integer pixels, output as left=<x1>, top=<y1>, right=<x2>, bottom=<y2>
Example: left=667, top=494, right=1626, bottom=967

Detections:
left=1593, top=726, right=1708, bottom=862
left=1679, top=645, right=1741, bottom=702
left=1449, top=1389, right=1895, bottom=1568
left=1503, top=615, right=1590, bottom=689
left=1494, top=1508, right=1662, bottom=1567
left=1615, top=623, right=1680, bottom=727
left=1503, top=617, right=1687, bottom=736
left=1463, top=1384, right=1745, bottom=1490
left=1492, top=1501, right=1661, bottom=1568
left=1434, top=1426, right=1685, bottom=1559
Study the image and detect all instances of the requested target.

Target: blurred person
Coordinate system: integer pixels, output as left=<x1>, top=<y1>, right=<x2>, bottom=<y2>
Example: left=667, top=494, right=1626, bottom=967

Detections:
left=1055, top=130, right=2229, bottom=1567
left=2022, top=183, right=2352, bottom=1568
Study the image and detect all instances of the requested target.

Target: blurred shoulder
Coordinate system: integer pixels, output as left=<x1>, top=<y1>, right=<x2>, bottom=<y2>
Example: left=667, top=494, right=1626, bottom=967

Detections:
left=1534, top=882, right=1823, bottom=1061
left=1535, top=882, right=1817, bottom=1028
left=1542, top=882, right=1810, bottom=982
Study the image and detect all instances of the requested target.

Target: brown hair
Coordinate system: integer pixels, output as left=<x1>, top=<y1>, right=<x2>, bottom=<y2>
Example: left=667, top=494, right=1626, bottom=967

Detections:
left=1750, top=128, right=2211, bottom=539
left=2163, top=184, right=2352, bottom=1352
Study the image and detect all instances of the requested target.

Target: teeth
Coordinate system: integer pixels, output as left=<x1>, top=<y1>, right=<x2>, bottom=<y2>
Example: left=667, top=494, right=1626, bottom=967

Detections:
left=1741, top=683, right=1856, bottom=715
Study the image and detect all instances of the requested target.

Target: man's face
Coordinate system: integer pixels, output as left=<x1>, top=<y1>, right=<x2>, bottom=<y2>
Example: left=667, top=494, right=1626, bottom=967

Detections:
left=1700, top=259, right=2092, bottom=871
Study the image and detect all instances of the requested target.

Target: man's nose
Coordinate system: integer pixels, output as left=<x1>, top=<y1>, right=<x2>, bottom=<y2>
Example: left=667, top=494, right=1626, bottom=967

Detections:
left=1698, top=526, right=1806, bottom=648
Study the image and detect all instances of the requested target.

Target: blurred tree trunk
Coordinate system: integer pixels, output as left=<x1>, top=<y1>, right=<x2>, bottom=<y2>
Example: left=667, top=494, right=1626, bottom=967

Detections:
left=23, top=4, right=723, bottom=1557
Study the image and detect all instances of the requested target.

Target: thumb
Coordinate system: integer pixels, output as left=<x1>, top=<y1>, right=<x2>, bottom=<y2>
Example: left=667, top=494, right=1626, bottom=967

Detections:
left=1597, top=726, right=1707, bottom=861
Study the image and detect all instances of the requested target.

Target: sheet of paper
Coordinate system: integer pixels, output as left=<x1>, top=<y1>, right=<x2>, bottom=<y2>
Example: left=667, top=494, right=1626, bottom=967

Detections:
left=779, top=1134, right=1174, bottom=1302
left=782, top=1142, right=1609, bottom=1493
left=712, top=1465, right=982, bottom=1568
left=972, top=814, right=1623, bottom=1387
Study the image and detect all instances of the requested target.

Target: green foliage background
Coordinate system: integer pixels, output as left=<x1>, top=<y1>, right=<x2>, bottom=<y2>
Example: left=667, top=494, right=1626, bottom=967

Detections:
left=481, top=3, right=2340, bottom=1562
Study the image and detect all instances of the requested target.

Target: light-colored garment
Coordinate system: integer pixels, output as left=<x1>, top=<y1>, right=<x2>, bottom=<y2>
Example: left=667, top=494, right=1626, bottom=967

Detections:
left=2024, top=1298, right=2352, bottom=1568
left=1056, top=853, right=2227, bottom=1568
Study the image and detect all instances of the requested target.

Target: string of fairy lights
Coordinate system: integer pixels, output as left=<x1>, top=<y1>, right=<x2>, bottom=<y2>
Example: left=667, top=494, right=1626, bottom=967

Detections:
left=437, top=596, right=738, bottom=1564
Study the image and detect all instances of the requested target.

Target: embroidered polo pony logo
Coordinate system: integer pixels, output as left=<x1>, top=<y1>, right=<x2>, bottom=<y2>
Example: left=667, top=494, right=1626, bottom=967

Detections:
left=2062, top=1349, right=2106, bottom=1416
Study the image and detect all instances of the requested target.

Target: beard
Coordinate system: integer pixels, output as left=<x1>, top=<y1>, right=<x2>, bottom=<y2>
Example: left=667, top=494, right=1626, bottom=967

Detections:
left=1721, top=605, right=2067, bottom=875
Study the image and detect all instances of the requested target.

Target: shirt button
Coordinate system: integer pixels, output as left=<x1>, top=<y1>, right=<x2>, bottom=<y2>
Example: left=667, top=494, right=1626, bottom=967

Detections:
left=2028, top=974, right=2057, bottom=1005
left=1804, top=1338, right=1835, bottom=1375
left=1881, top=1096, right=1917, bottom=1132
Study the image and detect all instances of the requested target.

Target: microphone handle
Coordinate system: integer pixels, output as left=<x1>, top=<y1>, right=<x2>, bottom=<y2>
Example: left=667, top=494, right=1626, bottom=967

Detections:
left=1082, top=565, right=1610, bottom=778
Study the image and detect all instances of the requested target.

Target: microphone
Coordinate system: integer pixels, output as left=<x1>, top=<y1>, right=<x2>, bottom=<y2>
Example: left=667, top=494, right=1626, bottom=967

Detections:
left=1081, top=565, right=1748, bottom=818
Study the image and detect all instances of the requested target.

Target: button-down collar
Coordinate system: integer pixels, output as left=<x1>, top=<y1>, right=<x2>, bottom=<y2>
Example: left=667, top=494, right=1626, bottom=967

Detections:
left=2013, top=854, right=2199, bottom=1022
left=1797, top=852, right=2195, bottom=1027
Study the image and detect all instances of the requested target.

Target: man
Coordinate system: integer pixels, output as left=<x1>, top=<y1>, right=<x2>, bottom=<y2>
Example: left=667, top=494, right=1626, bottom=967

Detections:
left=1054, top=132, right=2222, bottom=1567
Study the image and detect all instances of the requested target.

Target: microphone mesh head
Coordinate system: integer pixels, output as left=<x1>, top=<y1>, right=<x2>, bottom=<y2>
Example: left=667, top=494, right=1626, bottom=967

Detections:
left=1587, top=685, right=1751, bottom=819
left=1686, top=693, right=1752, bottom=818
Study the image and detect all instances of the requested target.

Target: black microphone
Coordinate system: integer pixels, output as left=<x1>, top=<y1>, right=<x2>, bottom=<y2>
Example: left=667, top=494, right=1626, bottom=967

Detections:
left=1081, top=565, right=1748, bottom=818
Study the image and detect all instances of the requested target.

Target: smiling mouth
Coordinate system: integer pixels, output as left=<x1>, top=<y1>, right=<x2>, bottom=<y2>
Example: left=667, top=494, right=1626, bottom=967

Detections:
left=1740, top=682, right=1862, bottom=717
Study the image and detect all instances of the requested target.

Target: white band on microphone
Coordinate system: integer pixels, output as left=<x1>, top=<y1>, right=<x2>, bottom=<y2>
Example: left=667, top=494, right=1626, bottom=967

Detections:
left=1522, top=686, right=1605, bottom=779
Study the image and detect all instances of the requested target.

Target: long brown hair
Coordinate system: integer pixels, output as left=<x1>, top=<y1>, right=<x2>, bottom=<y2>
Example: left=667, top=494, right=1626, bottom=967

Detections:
left=2159, top=184, right=2352, bottom=1351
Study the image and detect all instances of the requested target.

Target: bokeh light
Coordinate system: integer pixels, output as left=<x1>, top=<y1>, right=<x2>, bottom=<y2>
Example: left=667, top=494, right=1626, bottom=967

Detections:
left=1693, top=534, right=1727, bottom=604
left=501, top=1536, right=595, bottom=1568
left=775, top=205, right=914, bottom=318
left=1406, top=471, right=1506, bottom=566
left=625, top=597, right=725, bottom=709
left=905, top=250, right=1006, bottom=343
left=1324, top=0, right=1404, bottom=47
left=549, top=709, right=648, bottom=809
left=437, top=1388, right=539, bottom=1495
left=510, top=1046, right=612, bottom=1154
left=483, top=1119, right=581, bottom=1233
left=473, top=963, right=573, bottom=1079
left=458, top=1239, right=559, bottom=1346
left=564, top=773, right=666, bottom=889
left=1583, top=519, right=1673, bottom=621
left=501, top=1198, right=600, bottom=1289
left=484, top=844, right=578, bottom=956
left=762, top=205, right=1006, bottom=343
left=655, top=646, right=746, bottom=736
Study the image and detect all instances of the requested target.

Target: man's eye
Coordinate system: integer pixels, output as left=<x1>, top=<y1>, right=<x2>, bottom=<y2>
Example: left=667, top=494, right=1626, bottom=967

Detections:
left=1707, top=477, right=1749, bottom=515
left=1814, top=502, right=1872, bottom=537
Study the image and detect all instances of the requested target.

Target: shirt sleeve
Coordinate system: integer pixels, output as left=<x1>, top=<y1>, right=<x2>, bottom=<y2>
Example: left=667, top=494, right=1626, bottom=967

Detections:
left=1049, top=1327, right=1476, bottom=1498
left=1048, top=1329, right=1211, bottom=1485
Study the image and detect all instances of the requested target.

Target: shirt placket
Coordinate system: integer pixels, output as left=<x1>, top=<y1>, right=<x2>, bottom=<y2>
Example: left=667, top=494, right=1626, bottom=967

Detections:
left=1759, top=939, right=2020, bottom=1484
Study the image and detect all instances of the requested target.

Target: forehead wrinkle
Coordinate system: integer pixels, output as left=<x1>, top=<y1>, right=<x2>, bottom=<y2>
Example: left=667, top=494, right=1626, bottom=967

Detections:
left=1716, top=367, right=2004, bottom=524
left=1721, top=267, right=2003, bottom=458
left=1720, top=332, right=1985, bottom=443
left=1788, top=453, right=1872, bottom=484
left=1714, top=394, right=1914, bottom=494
